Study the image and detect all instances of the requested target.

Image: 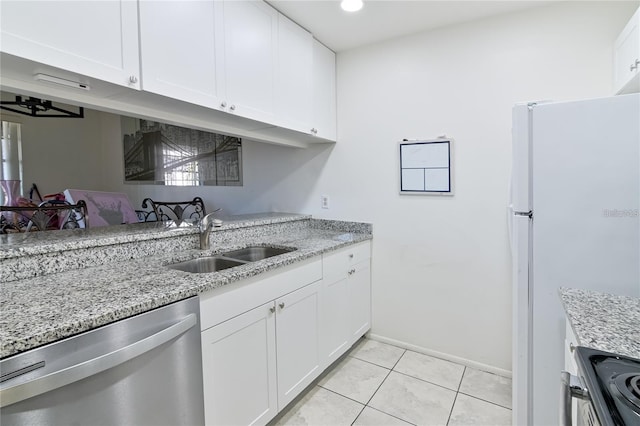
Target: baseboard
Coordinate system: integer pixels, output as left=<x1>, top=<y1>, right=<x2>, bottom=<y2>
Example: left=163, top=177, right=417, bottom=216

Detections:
left=367, top=333, right=512, bottom=379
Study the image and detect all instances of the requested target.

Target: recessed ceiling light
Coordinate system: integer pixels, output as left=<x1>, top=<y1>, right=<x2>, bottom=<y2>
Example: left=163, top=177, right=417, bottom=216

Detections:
left=341, top=0, right=363, bottom=12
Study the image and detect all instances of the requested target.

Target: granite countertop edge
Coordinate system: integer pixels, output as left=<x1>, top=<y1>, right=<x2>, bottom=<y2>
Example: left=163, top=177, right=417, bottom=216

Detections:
left=559, top=287, right=640, bottom=359
left=0, top=213, right=312, bottom=259
left=1, top=226, right=371, bottom=359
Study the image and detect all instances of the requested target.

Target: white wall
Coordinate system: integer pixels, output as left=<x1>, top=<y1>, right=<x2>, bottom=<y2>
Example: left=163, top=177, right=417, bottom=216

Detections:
left=7, top=1, right=636, bottom=372
left=330, top=1, right=636, bottom=371
left=224, top=1, right=632, bottom=372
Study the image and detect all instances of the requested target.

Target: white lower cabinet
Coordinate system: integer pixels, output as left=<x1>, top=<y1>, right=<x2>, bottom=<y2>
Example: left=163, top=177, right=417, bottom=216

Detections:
left=275, top=282, right=322, bottom=410
left=321, top=241, right=372, bottom=366
left=201, top=282, right=322, bottom=426
left=200, top=243, right=371, bottom=425
left=321, top=274, right=351, bottom=366
left=201, top=301, right=277, bottom=426
left=348, top=260, right=372, bottom=343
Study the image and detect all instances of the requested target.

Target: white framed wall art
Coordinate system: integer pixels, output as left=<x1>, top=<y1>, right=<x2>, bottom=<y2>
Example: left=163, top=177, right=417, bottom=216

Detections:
left=399, top=138, right=453, bottom=195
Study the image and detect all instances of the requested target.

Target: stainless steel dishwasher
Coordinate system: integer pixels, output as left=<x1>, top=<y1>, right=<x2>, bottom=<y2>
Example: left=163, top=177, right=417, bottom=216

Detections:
left=0, top=296, right=205, bottom=425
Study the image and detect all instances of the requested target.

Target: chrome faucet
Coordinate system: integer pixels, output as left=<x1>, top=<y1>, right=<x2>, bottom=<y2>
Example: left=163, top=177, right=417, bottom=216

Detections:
left=198, top=211, right=219, bottom=250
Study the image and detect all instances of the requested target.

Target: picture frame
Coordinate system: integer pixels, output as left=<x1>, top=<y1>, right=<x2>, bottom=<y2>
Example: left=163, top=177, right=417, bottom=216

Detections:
left=399, top=138, right=454, bottom=195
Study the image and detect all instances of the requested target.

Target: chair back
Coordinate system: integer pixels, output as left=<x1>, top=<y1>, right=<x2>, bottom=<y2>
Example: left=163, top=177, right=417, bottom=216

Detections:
left=138, top=197, right=206, bottom=223
left=0, top=200, right=88, bottom=233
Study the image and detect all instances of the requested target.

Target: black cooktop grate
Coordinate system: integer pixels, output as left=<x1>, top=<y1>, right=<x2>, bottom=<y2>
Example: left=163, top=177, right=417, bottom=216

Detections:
left=613, top=373, right=640, bottom=410
left=575, top=346, right=640, bottom=426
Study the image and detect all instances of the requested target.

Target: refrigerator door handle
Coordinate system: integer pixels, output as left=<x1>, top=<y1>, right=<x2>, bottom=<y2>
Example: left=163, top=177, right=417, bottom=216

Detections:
left=514, top=211, right=533, bottom=218
left=0, top=313, right=197, bottom=407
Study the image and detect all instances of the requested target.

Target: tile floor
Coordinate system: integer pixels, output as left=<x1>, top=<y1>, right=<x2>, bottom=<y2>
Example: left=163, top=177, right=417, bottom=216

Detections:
left=272, top=338, right=512, bottom=426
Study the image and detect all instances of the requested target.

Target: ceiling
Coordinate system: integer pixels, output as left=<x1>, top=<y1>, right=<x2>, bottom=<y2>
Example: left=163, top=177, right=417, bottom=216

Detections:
left=267, top=0, right=555, bottom=52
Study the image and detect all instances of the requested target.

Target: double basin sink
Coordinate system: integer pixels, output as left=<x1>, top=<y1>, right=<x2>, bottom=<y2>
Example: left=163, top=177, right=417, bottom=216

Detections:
left=168, top=246, right=296, bottom=274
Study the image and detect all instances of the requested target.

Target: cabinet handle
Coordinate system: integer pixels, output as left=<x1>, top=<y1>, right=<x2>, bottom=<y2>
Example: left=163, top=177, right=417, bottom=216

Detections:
left=269, top=306, right=275, bottom=314
left=631, top=59, right=640, bottom=72
left=348, top=268, right=356, bottom=275
left=230, top=105, right=236, bottom=111
left=310, top=128, right=318, bottom=135
left=279, top=302, right=285, bottom=309
left=569, top=342, right=575, bottom=353
left=129, top=75, right=138, bottom=84
left=220, top=101, right=227, bottom=108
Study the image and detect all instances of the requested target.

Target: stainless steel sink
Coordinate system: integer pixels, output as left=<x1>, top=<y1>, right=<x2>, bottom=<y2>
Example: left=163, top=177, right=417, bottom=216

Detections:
left=168, top=256, right=247, bottom=273
left=167, top=246, right=296, bottom=273
left=222, top=246, right=296, bottom=262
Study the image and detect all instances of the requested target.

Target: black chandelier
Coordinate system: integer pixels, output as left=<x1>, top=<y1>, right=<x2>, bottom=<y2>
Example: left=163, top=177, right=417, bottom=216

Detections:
left=0, top=95, right=84, bottom=118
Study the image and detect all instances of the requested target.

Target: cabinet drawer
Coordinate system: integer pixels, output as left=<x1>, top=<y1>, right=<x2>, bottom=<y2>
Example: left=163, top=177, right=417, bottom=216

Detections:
left=322, top=241, right=371, bottom=283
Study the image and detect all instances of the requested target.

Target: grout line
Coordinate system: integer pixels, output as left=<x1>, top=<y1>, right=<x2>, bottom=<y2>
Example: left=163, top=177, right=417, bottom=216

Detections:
left=317, top=385, right=367, bottom=407
left=364, top=406, right=418, bottom=426
left=446, top=392, right=460, bottom=426
left=348, top=354, right=395, bottom=371
left=350, top=404, right=367, bottom=426
left=363, top=367, right=392, bottom=406
left=457, top=391, right=513, bottom=411
left=390, top=348, right=407, bottom=370
left=446, top=366, right=465, bottom=426
left=456, top=366, right=465, bottom=392
left=391, top=369, right=460, bottom=393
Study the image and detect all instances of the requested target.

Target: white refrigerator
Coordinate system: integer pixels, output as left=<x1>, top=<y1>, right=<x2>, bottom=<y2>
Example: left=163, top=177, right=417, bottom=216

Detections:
left=510, top=94, right=640, bottom=426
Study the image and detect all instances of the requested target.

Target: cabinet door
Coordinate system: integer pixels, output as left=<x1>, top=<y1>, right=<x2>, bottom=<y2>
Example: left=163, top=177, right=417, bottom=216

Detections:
left=614, top=8, right=640, bottom=94
left=312, top=40, right=337, bottom=141
left=219, top=0, right=278, bottom=124
left=139, top=0, right=224, bottom=108
left=275, top=281, right=322, bottom=410
left=349, top=260, right=372, bottom=344
left=0, top=0, right=140, bottom=89
left=201, top=301, right=278, bottom=426
left=321, top=276, right=350, bottom=367
left=276, top=14, right=313, bottom=134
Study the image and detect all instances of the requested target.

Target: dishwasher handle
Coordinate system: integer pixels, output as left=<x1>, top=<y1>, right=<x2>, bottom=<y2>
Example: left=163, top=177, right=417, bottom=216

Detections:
left=0, top=313, right=197, bottom=408
left=560, top=371, right=589, bottom=426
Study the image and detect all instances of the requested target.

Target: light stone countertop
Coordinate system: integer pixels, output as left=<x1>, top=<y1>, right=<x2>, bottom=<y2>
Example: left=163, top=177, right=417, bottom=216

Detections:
left=559, top=287, right=640, bottom=359
left=0, top=214, right=372, bottom=359
left=0, top=212, right=312, bottom=259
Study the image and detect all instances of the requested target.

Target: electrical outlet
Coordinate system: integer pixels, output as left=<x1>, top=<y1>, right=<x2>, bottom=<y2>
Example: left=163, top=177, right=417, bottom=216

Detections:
left=321, top=195, right=329, bottom=209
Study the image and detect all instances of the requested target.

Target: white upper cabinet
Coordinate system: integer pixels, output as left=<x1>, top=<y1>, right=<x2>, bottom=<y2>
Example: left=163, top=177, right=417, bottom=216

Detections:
left=219, top=0, right=278, bottom=124
left=312, top=40, right=337, bottom=141
left=139, top=0, right=224, bottom=108
left=276, top=14, right=313, bottom=134
left=614, top=7, right=640, bottom=94
left=0, top=0, right=140, bottom=89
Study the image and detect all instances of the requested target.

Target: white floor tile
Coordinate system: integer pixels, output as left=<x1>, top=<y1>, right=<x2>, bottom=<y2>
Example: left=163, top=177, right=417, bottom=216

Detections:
left=447, top=393, right=512, bottom=426
left=368, top=371, right=456, bottom=425
left=349, top=339, right=406, bottom=369
left=319, top=356, right=389, bottom=404
left=275, top=386, right=363, bottom=426
left=352, top=407, right=413, bottom=426
left=458, top=368, right=512, bottom=409
left=393, top=350, right=465, bottom=391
